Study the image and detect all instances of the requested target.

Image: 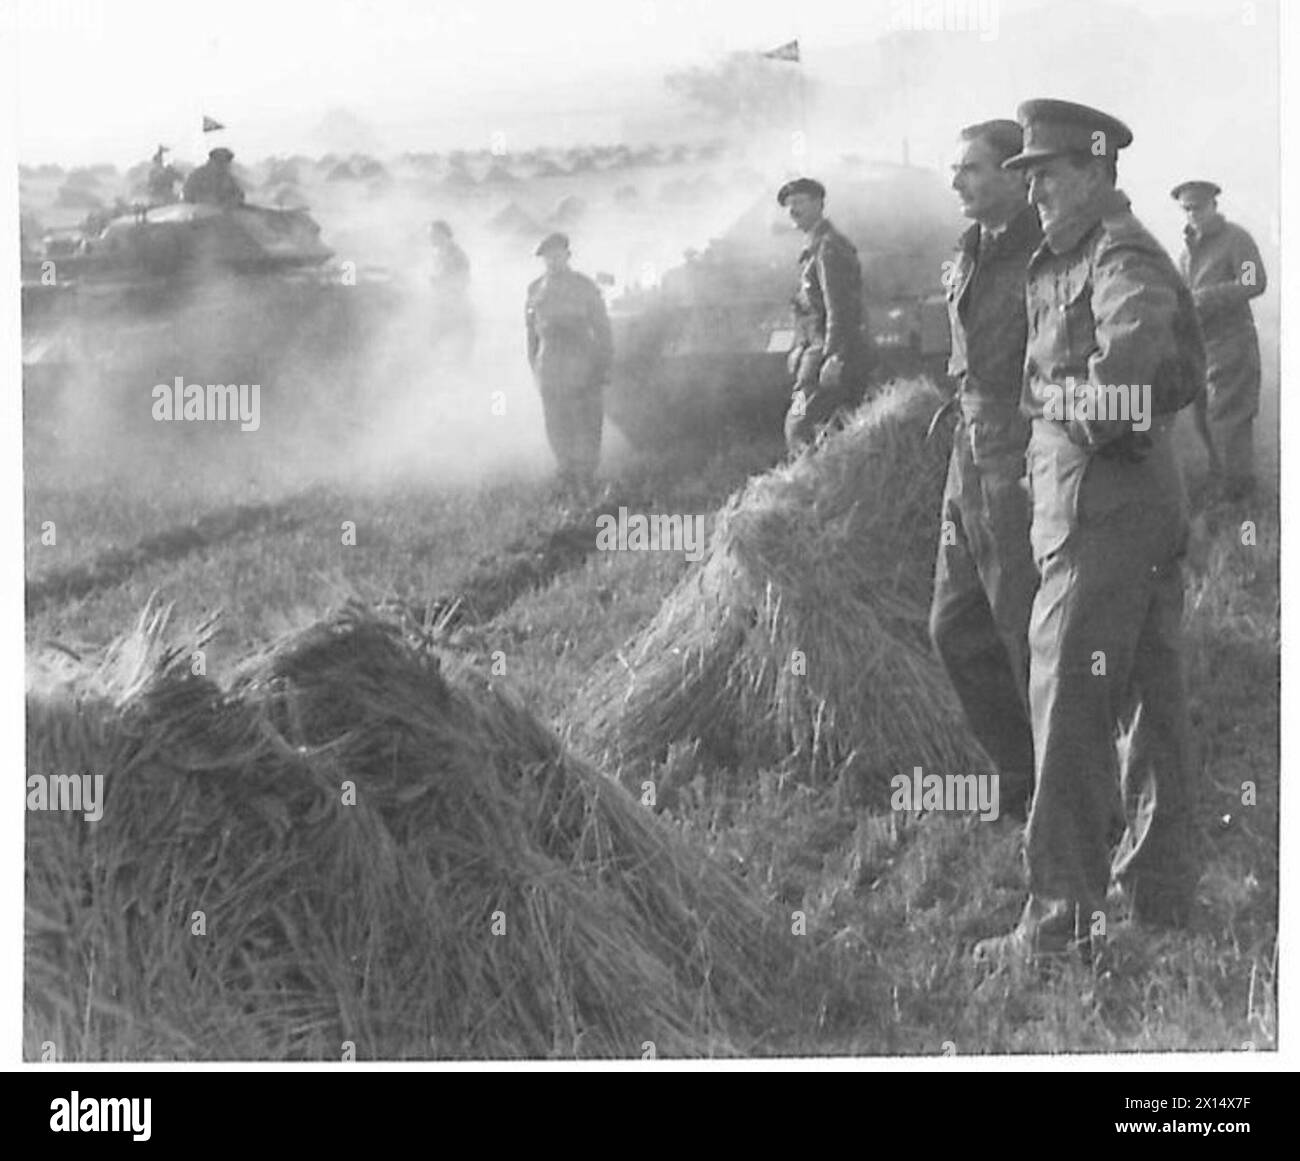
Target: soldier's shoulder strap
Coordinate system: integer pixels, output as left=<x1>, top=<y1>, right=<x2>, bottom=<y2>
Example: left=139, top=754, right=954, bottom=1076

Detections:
left=1092, top=209, right=1182, bottom=283
left=821, top=220, right=859, bottom=257
left=1095, top=206, right=1163, bottom=256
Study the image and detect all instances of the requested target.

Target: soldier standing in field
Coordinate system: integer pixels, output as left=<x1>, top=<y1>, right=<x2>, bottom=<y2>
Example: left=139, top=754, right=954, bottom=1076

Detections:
left=1173, top=181, right=1267, bottom=501
left=974, top=100, right=1207, bottom=966
left=929, top=120, right=1043, bottom=822
left=778, top=177, right=869, bottom=454
left=525, top=232, right=613, bottom=491
left=427, top=219, right=475, bottom=360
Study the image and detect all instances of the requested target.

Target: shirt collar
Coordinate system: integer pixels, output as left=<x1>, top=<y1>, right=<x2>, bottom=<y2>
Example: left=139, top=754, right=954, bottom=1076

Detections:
left=1042, top=187, right=1131, bottom=256
left=960, top=201, right=1039, bottom=257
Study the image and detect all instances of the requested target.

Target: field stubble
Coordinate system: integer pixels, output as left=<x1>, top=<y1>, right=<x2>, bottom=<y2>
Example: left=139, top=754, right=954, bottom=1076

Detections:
left=23, top=402, right=1278, bottom=1056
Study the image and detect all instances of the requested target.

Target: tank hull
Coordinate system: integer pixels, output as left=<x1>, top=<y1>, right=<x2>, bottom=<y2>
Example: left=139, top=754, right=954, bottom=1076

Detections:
left=21, top=202, right=394, bottom=438
left=605, top=163, right=959, bottom=451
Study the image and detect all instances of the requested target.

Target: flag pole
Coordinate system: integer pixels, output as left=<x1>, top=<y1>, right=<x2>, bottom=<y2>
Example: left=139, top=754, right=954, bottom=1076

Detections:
left=797, top=33, right=809, bottom=171
left=760, top=39, right=804, bottom=171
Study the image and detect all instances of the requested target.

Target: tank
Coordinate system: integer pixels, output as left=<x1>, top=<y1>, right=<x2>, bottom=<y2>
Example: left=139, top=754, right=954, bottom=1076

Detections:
left=605, top=162, right=960, bottom=451
left=21, top=199, right=394, bottom=434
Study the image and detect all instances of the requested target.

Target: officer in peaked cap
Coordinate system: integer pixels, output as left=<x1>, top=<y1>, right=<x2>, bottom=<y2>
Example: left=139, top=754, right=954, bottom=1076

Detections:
left=525, top=231, right=612, bottom=493
left=1170, top=180, right=1221, bottom=202
left=1001, top=98, right=1132, bottom=170
left=1171, top=179, right=1267, bottom=500
left=974, top=99, right=1207, bottom=969
left=776, top=175, right=869, bottom=454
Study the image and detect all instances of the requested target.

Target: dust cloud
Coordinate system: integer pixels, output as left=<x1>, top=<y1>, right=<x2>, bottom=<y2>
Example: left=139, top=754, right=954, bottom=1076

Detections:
left=21, top=0, right=1280, bottom=504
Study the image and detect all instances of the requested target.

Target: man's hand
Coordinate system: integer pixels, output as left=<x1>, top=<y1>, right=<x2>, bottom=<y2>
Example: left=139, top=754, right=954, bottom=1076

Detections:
left=818, top=354, right=844, bottom=390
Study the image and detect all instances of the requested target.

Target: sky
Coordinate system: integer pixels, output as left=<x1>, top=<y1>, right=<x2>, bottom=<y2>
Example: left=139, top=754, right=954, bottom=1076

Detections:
left=6, top=0, right=1281, bottom=167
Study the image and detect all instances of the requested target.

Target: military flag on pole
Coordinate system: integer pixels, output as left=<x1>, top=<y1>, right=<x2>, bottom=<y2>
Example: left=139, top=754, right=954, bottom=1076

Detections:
left=202, top=115, right=226, bottom=132
left=762, top=39, right=800, bottom=62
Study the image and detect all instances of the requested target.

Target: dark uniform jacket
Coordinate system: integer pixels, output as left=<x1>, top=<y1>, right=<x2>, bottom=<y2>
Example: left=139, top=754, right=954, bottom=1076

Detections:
left=792, top=218, right=866, bottom=370
left=1179, top=213, right=1265, bottom=425
left=1021, top=188, right=1205, bottom=451
left=182, top=162, right=246, bottom=208
left=1179, top=213, right=1266, bottom=344
left=947, top=203, right=1042, bottom=414
left=525, top=269, right=613, bottom=390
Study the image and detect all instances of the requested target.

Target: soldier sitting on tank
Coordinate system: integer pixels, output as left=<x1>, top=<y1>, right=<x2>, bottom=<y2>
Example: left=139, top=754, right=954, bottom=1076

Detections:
left=182, top=147, right=246, bottom=208
left=146, top=145, right=181, bottom=204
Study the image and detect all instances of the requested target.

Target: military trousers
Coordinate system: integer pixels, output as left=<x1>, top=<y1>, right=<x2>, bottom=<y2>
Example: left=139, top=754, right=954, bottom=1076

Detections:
left=1020, top=420, right=1199, bottom=941
left=1205, top=328, right=1262, bottom=496
left=783, top=345, right=867, bottom=454
left=535, top=343, right=603, bottom=485
left=928, top=400, right=1037, bottom=815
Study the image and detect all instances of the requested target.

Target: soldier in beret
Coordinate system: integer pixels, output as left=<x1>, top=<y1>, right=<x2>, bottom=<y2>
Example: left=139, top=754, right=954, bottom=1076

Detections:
left=182, top=147, right=246, bottom=208
left=1173, top=181, right=1267, bottom=501
left=929, top=119, right=1043, bottom=823
left=777, top=177, right=869, bottom=453
left=974, top=100, right=1207, bottom=967
left=525, top=232, right=613, bottom=491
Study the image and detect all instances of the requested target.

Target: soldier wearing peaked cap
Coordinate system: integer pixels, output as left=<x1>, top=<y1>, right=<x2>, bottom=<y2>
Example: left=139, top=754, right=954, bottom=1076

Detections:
left=777, top=177, right=870, bottom=454
left=974, top=100, right=1207, bottom=967
left=1173, top=181, right=1267, bottom=501
left=525, top=232, right=613, bottom=491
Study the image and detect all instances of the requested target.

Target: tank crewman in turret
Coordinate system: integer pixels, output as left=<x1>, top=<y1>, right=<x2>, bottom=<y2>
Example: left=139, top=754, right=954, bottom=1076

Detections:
left=146, top=145, right=181, bottom=204
left=182, top=147, right=246, bottom=208
left=428, top=219, right=475, bottom=359
left=779, top=177, right=869, bottom=454
left=1173, top=180, right=1268, bottom=501
left=525, top=232, right=613, bottom=491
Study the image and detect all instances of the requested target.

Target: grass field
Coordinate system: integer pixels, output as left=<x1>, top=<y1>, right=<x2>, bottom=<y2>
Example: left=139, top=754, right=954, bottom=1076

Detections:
left=22, top=379, right=1278, bottom=1057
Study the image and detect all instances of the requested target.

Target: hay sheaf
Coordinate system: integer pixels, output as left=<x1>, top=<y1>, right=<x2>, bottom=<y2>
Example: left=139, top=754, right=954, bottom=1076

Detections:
left=26, top=603, right=792, bottom=1060
left=574, top=380, right=982, bottom=797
